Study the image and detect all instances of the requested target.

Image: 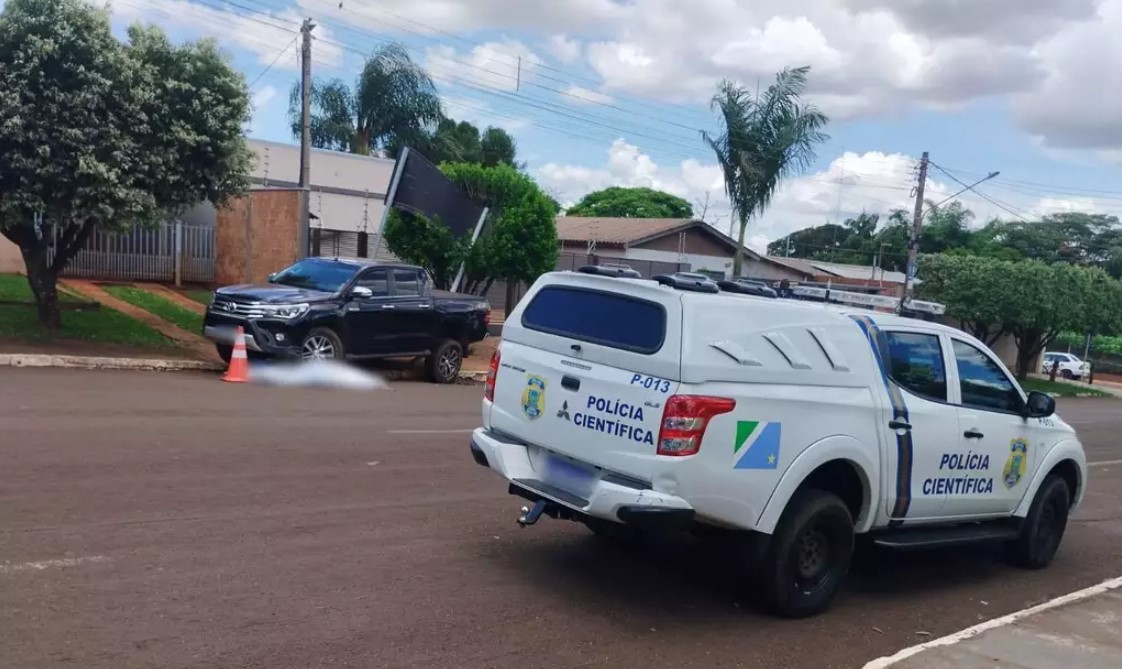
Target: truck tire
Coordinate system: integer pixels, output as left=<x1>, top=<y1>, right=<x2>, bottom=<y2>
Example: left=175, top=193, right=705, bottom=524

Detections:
left=426, top=339, right=463, bottom=384
left=215, top=344, right=232, bottom=364
left=757, top=489, right=854, bottom=618
left=1005, top=475, right=1070, bottom=569
left=301, top=327, right=344, bottom=361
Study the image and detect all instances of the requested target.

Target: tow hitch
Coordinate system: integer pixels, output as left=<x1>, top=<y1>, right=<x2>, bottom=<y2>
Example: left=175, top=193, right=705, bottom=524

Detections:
left=517, top=500, right=549, bottom=527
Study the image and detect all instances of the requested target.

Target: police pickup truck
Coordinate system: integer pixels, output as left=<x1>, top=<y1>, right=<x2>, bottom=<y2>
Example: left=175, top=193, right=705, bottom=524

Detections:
left=469, top=267, right=1087, bottom=617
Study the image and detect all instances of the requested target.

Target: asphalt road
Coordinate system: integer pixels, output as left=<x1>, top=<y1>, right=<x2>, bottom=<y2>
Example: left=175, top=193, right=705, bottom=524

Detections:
left=2, top=368, right=1121, bottom=669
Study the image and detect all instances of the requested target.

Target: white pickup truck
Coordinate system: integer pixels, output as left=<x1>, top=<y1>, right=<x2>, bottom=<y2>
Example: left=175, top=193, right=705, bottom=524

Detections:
left=469, top=268, right=1087, bottom=617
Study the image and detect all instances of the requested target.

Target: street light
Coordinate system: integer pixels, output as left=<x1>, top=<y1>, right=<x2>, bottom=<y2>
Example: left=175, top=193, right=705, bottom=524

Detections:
left=925, top=171, right=1000, bottom=216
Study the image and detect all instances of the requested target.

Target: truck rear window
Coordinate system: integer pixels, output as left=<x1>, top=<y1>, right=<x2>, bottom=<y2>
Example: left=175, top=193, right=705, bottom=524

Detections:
left=520, top=286, right=666, bottom=353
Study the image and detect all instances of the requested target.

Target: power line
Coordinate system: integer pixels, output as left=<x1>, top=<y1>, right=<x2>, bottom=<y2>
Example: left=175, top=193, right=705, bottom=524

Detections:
left=248, top=34, right=298, bottom=88
left=324, top=0, right=709, bottom=126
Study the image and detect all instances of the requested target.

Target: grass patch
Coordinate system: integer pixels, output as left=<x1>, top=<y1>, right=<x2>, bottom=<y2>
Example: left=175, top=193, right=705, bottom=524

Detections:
left=1022, top=377, right=1112, bottom=398
left=0, top=274, right=171, bottom=346
left=0, top=274, right=81, bottom=302
left=182, top=289, right=213, bottom=306
left=102, top=285, right=204, bottom=333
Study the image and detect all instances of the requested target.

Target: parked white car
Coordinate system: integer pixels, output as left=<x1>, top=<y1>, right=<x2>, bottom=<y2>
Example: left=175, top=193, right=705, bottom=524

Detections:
left=1041, top=352, right=1091, bottom=380
left=471, top=269, right=1087, bottom=618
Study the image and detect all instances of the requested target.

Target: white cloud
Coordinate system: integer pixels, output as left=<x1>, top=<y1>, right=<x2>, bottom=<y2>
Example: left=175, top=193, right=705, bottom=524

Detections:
left=119, top=0, right=1122, bottom=155
left=251, top=85, right=277, bottom=110
left=841, top=0, right=1099, bottom=44
left=440, top=95, right=530, bottom=131
left=111, top=0, right=343, bottom=69
left=1011, top=1, right=1122, bottom=150
left=296, top=0, right=624, bottom=35
left=425, top=40, right=543, bottom=92
left=548, top=35, right=583, bottom=64
left=248, top=85, right=277, bottom=137
left=536, top=140, right=1109, bottom=250
left=563, top=85, right=613, bottom=105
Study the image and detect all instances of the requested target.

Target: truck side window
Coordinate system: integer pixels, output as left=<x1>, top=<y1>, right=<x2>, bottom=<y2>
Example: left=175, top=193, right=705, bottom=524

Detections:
left=356, top=269, right=388, bottom=297
left=884, top=332, right=947, bottom=402
left=393, top=269, right=422, bottom=297
left=952, top=340, right=1021, bottom=413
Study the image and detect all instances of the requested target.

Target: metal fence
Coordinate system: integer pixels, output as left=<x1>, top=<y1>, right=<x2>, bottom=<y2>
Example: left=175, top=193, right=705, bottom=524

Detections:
left=50, top=221, right=215, bottom=284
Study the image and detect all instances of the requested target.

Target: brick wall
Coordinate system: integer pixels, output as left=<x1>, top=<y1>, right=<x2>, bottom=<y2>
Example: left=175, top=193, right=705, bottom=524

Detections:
left=216, top=189, right=304, bottom=285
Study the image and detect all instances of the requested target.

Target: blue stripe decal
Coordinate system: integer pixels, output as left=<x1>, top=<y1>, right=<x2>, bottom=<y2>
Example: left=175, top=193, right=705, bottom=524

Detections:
left=850, top=315, right=912, bottom=518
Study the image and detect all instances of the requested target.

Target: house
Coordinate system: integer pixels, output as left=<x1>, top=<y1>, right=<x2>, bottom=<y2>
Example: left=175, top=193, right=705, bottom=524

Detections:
left=554, top=216, right=799, bottom=280
left=762, top=256, right=908, bottom=295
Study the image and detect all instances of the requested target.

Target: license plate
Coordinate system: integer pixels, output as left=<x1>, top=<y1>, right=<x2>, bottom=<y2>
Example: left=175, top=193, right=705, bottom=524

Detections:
left=543, top=453, right=595, bottom=495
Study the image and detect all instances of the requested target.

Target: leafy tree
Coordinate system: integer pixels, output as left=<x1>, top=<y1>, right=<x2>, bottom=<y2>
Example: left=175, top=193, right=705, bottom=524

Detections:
left=703, top=66, right=829, bottom=275
left=0, top=0, right=251, bottom=327
left=400, top=118, right=520, bottom=168
left=384, top=164, right=557, bottom=303
left=918, top=254, right=1122, bottom=379
left=289, top=43, right=442, bottom=156
left=565, top=186, right=694, bottom=219
left=480, top=127, right=518, bottom=168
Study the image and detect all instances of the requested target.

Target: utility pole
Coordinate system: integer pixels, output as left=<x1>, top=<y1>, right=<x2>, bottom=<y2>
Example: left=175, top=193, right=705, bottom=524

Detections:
left=298, top=18, right=316, bottom=189
left=899, top=151, right=928, bottom=312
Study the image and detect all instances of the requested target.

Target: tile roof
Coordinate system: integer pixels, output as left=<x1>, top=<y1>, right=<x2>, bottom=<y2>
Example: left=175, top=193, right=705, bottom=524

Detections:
left=555, top=217, right=693, bottom=245
left=764, top=256, right=908, bottom=284
left=763, top=256, right=819, bottom=276
left=808, top=260, right=907, bottom=284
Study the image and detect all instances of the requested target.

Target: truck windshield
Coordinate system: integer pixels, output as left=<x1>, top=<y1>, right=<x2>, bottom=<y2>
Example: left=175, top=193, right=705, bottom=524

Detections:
left=271, top=259, right=358, bottom=292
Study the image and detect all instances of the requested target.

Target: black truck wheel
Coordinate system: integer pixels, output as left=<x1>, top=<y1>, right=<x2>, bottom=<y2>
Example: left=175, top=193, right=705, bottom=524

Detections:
left=301, top=328, right=344, bottom=361
left=757, top=489, right=854, bottom=618
left=426, top=339, right=463, bottom=383
left=1005, top=475, right=1070, bottom=569
left=215, top=344, right=232, bottom=364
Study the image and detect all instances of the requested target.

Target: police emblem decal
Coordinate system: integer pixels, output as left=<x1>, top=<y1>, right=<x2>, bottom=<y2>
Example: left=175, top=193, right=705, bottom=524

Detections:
left=1003, top=438, right=1029, bottom=489
left=521, top=375, right=546, bottom=421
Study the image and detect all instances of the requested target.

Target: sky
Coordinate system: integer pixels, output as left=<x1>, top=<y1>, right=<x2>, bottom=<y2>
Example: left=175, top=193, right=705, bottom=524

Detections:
left=93, top=0, right=1122, bottom=253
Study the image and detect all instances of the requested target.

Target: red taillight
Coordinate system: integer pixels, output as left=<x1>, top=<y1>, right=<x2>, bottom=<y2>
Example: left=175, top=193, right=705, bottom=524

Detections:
left=656, top=395, right=736, bottom=457
left=484, top=347, right=501, bottom=401
left=484, top=309, right=492, bottom=327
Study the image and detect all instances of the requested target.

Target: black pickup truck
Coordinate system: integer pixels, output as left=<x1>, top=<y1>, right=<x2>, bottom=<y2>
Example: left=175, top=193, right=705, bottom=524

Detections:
left=202, top=257, right=491, bottom=383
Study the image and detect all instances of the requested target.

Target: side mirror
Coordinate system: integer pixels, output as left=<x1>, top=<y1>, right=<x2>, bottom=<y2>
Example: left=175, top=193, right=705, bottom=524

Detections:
left=267, top=272, right=278, bottom=283
left=352, top=286, right=374, bottom=300
left=1025, top=390, right=1056, bottom=418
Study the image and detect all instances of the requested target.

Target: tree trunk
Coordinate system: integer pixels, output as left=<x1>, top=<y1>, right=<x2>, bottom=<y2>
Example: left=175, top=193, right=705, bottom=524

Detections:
left=504, top=280, right=518, bottom=313
left=1013, top=330, right=1047, bottom=381
left=4, top=219, right=96, bottom=329
left=733, top=216, right=748, bottom=277
left=19, top=238, right=62, bottom=329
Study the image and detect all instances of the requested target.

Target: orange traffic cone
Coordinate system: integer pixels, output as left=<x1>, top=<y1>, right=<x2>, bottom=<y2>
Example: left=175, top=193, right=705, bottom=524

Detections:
left=221, top=326, right=250, bottom=383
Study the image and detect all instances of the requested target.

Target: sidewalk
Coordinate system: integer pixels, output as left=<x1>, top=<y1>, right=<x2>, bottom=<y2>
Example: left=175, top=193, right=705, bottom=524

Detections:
left=866, top=577, right=1122, bottom=668
left=1028, top=373, right=1122, bottom=398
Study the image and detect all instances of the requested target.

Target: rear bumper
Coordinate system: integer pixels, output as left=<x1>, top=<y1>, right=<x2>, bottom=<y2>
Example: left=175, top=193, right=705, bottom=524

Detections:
left=470, top=427, right=694, bottom=528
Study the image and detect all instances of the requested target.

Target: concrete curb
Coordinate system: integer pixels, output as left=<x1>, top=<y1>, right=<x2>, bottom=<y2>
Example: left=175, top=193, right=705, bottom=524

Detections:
left=0, top=353, right=488, bottom=381
left=0, top=353, right=223, bottom=372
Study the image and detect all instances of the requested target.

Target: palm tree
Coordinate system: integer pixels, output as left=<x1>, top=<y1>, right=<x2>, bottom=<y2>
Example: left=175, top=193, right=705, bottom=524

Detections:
left=289, top=43, right=442, bottom=157
left=702, top=66, right=829, bottom=276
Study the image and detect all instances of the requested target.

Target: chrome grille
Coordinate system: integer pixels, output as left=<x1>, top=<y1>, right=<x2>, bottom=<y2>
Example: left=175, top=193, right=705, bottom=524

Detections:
left=210, top=300, right=269, bottom=319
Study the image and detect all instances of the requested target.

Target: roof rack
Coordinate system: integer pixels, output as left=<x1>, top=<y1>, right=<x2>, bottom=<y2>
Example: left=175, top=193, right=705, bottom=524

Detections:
left=718, top=279, right=778, bottom=299
left=652, top=272, right=720, bottom=293
left=789, top=285, right=946, bottom=316
left=577, top=264, right=642, bottom=279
